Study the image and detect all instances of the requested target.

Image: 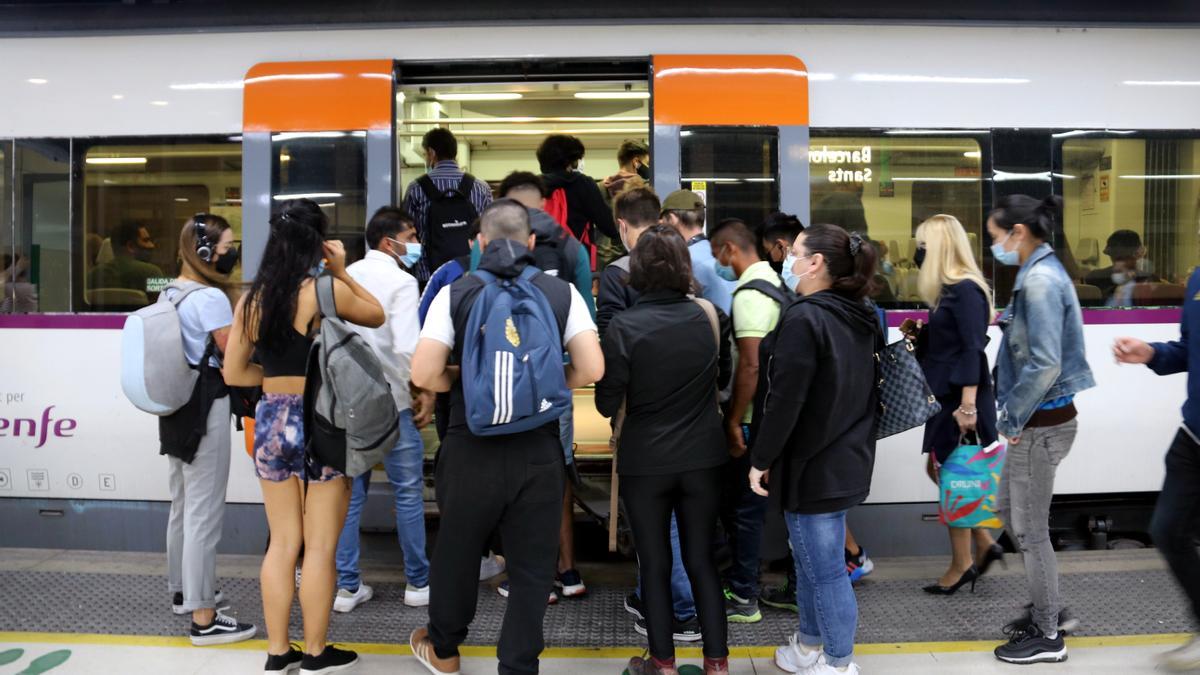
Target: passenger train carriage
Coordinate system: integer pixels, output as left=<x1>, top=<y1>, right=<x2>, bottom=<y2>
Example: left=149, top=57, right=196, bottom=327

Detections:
left=2, top=23, right=1198, bottom=553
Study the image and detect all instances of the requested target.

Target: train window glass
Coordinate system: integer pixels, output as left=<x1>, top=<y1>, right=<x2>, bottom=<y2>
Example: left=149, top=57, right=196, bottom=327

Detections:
left=0, top=141, right=12, bottom=312
left=396, top=81, right=650, bottom=196
left=1061, top=137, right=1200, bottom=308
left=809, top=135, right=984, bottom=308
left=273, top=133, right=366, bottom=264
left=680, top=127, right=780, bottom=232
left=81, top=140, right=242, bottom=312
left=9, top=140, right=71, bottom=313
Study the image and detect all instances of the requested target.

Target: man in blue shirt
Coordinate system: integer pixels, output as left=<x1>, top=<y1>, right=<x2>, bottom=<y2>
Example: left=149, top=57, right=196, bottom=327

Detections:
left=1115, top=268, right=1200, bottom=671
left=660, top=190, right=734, bottom=315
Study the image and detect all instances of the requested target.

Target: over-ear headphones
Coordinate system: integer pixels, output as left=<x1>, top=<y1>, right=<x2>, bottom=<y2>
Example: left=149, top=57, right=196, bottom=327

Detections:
left=193, top=213, right=214, bottom=262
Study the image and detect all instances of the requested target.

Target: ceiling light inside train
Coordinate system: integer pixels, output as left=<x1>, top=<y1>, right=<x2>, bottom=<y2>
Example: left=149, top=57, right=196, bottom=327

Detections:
left=86, top=157, right=147, bottom=165
left=573, top=92, right=650, bottom=99
left=435, top=93, right=522, bottom=101
left=273, top=192, right=343, bottom=201
left=271, top=131, right=350, bottom=141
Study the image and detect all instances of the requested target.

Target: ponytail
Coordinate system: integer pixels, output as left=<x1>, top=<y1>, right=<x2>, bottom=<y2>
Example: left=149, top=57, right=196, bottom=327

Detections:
left=990, top=194, right=1061, bottom=241
left=803, top=223, right=878, bottom=301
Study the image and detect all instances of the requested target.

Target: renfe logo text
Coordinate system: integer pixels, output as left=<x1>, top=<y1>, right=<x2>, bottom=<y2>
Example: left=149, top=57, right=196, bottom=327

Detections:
left=0, top=406, right=78, bottom=448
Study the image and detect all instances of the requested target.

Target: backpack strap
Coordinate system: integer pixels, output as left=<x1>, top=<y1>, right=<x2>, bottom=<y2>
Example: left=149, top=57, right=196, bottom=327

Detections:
left=734, top=278, right=787, bottom=305
left=416, top=174, right=439, bottom=201
left=456, top=173, right=476, bottom=198
left=692, top=297, right=720, bottom=347
left=162, top=280, right=206, bottom=307
left=315, top=275, right=337, bottom=319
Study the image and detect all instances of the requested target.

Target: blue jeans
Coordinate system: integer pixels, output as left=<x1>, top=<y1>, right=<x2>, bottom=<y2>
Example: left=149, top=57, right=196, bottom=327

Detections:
left=785, top=510, right=856, bottom=668
left=336, top=409, right=430, bottom=589
left=635, top=513, right=696, bottom=620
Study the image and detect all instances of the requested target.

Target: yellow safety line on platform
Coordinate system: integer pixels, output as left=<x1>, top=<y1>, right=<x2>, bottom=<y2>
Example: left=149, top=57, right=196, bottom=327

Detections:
left=0, top=631, right=1190, bottom=658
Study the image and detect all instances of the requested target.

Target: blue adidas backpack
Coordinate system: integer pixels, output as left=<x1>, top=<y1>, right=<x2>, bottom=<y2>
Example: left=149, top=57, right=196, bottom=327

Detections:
left=461, top=266, right=571, bottom=436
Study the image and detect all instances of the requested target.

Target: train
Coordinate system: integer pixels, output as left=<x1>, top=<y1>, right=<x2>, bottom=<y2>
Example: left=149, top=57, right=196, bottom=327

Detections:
left=2, top=22, right=1199, bottom=554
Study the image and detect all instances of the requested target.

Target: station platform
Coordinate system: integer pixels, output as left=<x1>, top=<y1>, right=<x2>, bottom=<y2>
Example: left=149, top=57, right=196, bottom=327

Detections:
left=0, top=547, right=1193, bottom=673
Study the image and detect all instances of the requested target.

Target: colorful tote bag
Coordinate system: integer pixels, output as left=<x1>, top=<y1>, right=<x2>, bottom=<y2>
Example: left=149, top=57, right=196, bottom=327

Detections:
left=938, top=437, right=1006, bottom=529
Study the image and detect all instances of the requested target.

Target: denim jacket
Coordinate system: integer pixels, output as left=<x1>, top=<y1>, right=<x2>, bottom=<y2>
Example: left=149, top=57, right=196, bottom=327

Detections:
left=995, top=244, right=1095, bottom=437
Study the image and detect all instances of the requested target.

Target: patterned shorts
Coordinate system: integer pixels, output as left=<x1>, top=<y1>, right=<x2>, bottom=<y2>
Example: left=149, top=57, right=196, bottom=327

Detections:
left=254, top=393, right=342, bottom=482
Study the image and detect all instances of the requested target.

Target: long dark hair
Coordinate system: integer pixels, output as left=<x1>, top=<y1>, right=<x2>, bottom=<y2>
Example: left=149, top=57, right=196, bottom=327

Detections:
left=802, top=223, right=878, bottom=300
left=989, top=194, right=1063, bottom=241
left=242, top=199, right=327, bottom=350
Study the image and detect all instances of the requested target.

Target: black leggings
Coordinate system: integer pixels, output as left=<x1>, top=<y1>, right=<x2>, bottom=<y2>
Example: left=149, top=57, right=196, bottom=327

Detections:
left=622, top=466, right=728, bottom=660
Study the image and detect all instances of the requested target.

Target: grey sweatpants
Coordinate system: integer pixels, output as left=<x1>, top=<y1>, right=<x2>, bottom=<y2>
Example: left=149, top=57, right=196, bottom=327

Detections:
left=167, top=395, right=231, bottom=612
left=997, top=418, right=1078, bottom=635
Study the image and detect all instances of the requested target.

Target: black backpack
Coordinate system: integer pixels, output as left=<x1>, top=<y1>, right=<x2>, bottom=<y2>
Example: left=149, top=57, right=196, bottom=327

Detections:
left=736, top=279, right=797, bottom=445
left=418, top=173, right=480, bottom=272
left=531, top=226, right=580, bottom=286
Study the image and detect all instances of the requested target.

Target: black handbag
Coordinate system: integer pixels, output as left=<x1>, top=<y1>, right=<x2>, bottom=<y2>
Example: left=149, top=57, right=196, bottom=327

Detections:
left=874, top=337, right=941, bottom=440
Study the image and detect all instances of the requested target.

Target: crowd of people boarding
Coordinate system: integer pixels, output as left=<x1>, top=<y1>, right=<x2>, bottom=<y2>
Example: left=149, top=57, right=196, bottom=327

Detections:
left=138, top=128, right=1200, bottom=675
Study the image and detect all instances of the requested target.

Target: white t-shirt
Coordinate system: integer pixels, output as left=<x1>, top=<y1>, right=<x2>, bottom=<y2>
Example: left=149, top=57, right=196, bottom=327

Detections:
left=162, top=284, right=233, bottom=367
left=420, top=281, right=596, bottom=348
left=346, top=250, right=420, bottom=411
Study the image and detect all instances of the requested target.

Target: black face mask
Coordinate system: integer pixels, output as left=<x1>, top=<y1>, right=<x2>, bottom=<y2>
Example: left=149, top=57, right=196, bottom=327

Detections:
left=913, top=247, right=926, bottom=269
left=214, top=247, right=239, bottom=275
left=768, top=258, right=783, bottom=274
left=636, top=164, right=651, bottom=181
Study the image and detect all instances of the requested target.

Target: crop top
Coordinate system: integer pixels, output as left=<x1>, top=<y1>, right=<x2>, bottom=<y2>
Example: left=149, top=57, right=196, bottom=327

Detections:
left=259, top=329, right=314, bottom=378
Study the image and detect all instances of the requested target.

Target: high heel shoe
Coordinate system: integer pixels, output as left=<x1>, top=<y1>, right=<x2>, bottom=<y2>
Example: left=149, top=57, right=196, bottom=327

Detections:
left=977, top=543, right=1007, bottom=576
left=923, top=566, right=979, bottom=595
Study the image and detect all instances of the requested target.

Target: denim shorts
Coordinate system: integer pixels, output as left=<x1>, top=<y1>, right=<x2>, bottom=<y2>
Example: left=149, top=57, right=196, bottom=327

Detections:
left=253, top=393, right=342, bottom=482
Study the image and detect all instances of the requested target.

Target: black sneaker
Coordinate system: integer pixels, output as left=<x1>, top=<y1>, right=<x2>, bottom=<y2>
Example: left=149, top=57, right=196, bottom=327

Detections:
left=994, top=623, right=1068, bottom=664
left=760, top=579, right=798, bottom=613
left=189, top=611, right=256, bottom=646
left=264, top=644, right=304, bottom=673
left=299, top=645, right=359, bottom=675
left=1008, top=605, right=1080, bottom=635
left=624, top=592, right=645, bottom=620
left=633, top=615, right=702, bottom=642
left=556, top=568, right=587, bottom=598
left=172, top=590, right=225, bottom=615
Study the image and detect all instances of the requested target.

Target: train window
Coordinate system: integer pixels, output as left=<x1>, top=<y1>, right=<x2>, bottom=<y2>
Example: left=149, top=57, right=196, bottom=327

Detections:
left=80, top=139, right=242, bottom=312
left=0, top=141, right=11, bottom=311
left=8, top=140, right=71, bottom=313
left=680, top=127, right=780, bottom=232
left=809, top=134, right=984, bottom=308
left=273, top=133, right=367, bottom=264
left=1060, top=136, right=1200, bottom=308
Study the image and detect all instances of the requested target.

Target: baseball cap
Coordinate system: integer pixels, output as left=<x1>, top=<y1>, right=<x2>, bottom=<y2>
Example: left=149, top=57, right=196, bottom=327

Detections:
left=661, top=190, right=705, bottom=212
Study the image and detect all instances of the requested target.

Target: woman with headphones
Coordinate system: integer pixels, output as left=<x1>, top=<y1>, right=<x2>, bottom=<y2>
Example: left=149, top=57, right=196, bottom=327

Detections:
left=160, top=214, right=257, bottom=646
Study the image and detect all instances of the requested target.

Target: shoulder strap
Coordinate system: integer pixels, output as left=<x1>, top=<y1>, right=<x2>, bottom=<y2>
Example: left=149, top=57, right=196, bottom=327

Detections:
left=734, top=278, right=787, bottom=305
left=518, top=265, right=540, bottom=282
left=457, top=173, right=476, bottom=197
left=472, top=268, right=496, bottom=285
left=417, top=174, right=439, bottom=201
left=692, top=297, right=720, bottom=347
left=315, top=275, right=337, bottom=319
left=164, top=280, right=205, bottom=307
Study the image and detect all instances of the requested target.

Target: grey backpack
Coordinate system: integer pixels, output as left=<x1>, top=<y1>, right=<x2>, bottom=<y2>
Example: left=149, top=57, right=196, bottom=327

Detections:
left=120, top=280, right=206, bottom=415
left=303, top=275, right=399, bottom=478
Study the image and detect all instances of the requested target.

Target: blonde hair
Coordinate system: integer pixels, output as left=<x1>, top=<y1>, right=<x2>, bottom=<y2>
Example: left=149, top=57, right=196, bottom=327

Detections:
left=915, top=214, right=993, bottom=313
left=178, top=214, right=234, bottom=296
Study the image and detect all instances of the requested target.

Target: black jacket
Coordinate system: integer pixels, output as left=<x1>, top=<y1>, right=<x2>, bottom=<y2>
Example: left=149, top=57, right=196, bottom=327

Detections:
left=596, top=290, right=733, bottom=476
left=750, top=290, right=880, bottom=514
left=542, top=170, right=618, bottom=242
left=596, top=257, right=638, bottom=339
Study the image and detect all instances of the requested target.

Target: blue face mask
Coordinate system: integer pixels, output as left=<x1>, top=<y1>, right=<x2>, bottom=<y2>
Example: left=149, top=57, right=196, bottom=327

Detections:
left=309, top=259, right=326, bottom=277
left=389, top=238, right=422, bottom=268
left=781, top=253, right=801, bottom=292
left=714, top=258, right=737, bottom=282
left=991, top=233, right=1020, bottom=266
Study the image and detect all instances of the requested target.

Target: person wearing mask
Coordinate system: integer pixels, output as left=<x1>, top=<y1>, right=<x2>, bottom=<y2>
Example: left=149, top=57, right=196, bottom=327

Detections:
left=538, top=134, right=619, bottom=269
left=409, top=199, right=603, bottom=675
left=88, top=220, right=163, bottom=294
left=402, top=128, right=493, bottom=283
left=903, top=215, right=1002, bottom=595
left=160, top=214, right=255, bottom=646
left=598, top=140, right=651, bottom=270
left=749, top=224, right=881, bottom=675
left=660, top=190, right=734, bottom=315
left=1114, top=261, right=1200, bottom=671
left=1084, top=229, right=1157, bottom=306
left=332, top=207, right=433, bottom=613
left=224, top=199, right=386, bottom=675
left=600, top=187, right=702, bottom=642
left=987, top=195, right=1094, bottom=665
left=709, top=217, right=782, bottom=624
left=597, top=225, right=731, bottom=675
left=498, top=170, right=595, bottom=601
left=760, top=212, right=805, bottom=275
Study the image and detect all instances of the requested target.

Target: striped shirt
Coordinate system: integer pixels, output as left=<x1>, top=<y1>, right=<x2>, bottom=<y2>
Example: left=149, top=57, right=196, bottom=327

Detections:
left=402, top=160, right=493, bottom=282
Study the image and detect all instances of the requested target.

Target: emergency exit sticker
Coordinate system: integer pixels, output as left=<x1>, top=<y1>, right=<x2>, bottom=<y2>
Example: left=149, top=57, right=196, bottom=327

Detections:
left=690, top=181, right=707, bottom=205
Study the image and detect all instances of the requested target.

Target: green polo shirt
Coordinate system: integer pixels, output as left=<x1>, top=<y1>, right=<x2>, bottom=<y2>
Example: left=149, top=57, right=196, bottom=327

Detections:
left=732, top=260, right=783, bottom=422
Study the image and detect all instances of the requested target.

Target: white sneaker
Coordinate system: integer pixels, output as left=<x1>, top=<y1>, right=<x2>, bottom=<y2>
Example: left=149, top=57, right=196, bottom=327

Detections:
left=812, top=660, right=861, bottom=675
left=775, top=633, right=822, bottom=673
left=332, top=583, right=373, bottom=613
left=479, top=553, right=506, bottom=581
left=1161, top=635, right=1200, bottom=671
left=404, top=584, right=430, bottom=607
